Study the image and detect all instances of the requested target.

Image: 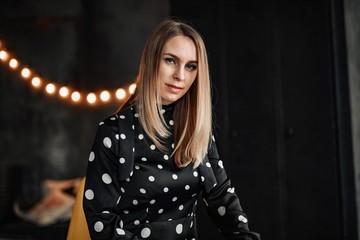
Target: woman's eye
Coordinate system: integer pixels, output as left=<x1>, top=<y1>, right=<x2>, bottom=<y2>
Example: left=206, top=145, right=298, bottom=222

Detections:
left=165, top=58, right=175, bottom=64
left=186, top=64, right=197, bottom=71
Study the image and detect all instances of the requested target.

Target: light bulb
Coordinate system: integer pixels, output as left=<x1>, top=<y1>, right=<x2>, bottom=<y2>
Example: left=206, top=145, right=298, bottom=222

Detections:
left=71, top=91, right=81, bottom=102
left=59, top=87, right=69, bottom=97
left=31, top=77, right=41, bottom=88
left=87, top=92, right=96, bottom=104
left=129, top=83, right=136, bottom=94
left=21, top=68, right=31, bottom=79
left=100, top=90, right=110, bottom=102
left=9, top=58, right=18, bottom=69
left=116, top=88, right=126, bottom=100
left=0, top=50, right=8, bottom=61
left=46, top=83, right=56, bottom=94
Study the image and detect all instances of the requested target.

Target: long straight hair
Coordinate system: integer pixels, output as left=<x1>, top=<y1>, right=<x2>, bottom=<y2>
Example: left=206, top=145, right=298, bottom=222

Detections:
left=121, top=19, right=212, bottom=168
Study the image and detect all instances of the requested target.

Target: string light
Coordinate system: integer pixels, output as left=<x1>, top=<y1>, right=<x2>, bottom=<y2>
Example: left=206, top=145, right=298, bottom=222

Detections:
left=0, top=39, right=136, bottom=107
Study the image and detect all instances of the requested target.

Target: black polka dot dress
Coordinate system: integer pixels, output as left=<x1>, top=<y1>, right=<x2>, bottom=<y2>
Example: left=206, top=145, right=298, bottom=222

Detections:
left=83, top=104, right=261, bottom=240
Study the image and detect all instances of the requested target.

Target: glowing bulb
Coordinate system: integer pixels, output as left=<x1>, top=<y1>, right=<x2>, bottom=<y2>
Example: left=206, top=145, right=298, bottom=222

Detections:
left=100, top=90, right=110, bottom=102
left=21, top=68, right=31, bottom=79
left=31, top=77, right=41, bottom=88
left=116, top=88, right=126, bottom=100
left=87, top=92, right=96, bottom=104
left=46, top=83, right=56, bottom=94
left=0, top=50, right=8, bottom=61
left=71, top=91, right=81, bottom=102
left=129, top=83, right=136, bottom=94
left=59, top=87, right=69, bottom=97
left=9, top=58, right=18, bottom=69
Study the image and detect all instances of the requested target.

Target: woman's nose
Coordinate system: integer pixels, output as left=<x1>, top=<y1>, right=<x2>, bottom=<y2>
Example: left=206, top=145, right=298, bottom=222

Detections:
left=174, top=66, right=185, bottom=81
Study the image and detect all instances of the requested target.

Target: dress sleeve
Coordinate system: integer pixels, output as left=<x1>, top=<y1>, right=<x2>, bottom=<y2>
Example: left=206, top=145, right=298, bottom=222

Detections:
left=202, top=136, right=261, bottom=240
left=83, top=121, right=135, bottom=240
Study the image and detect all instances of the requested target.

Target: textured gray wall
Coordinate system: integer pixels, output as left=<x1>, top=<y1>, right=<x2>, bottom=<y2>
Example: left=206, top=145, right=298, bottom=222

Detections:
left=0, top=0, right=169, bottom=181
left=344, top=0, right=360, bottom=238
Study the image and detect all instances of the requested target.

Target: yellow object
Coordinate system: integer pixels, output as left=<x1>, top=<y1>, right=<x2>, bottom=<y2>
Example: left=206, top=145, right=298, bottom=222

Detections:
left=66, top=177, right=90, bottom=240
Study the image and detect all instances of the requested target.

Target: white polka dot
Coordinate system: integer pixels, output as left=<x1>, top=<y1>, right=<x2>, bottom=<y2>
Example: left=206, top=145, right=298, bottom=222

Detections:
left=99, top=122, right=104, bottom=125
left=193, top=171, right=198, bottom=177
left=149, top=176, right=155, bottom=182
left=102, top=173, right=112, bottom=184
left=133, top=147, right=135, bottom=152
left=201, top=176, right=205, bottom=182
left=158, top=209, right=164, bottom=214
left=110, top=117, right=116, bottom=120
left=206, top=162, right=211, bottom=167
left=119, top=115, right=125, bottom=119
left=120, top=187, right=125, bottom=193
left=115, top=134, right=119, bottom=140
left=218, top=160, right=224, bottom=169
left=102, top=210, right=110, bottom=213
left=169, top=120, right=174, bottom=126
left=163, top=187, right=169, bottom=193
left=157, top=164, right=163, bottom=169
left=238, top=215, right=248, bottom=223
left=140, top=188, right=146, bottom=194
left=185, top=185, right=190, bottom=190
left=172, top=174, right=178, bottom=180
left=172, top=197, right=177, bottom=202
left=212, top=135, right=216, bottom=142
left=164, top=155, right=169, bottom=160
left=85, top=189, right=94, bottom=200
left=138, top=134, right=144, bottom=140
left=123, top=210, right=129, bottom=214
left=94, top=221, right=104, bottom=232
left=227, top=187, right=235, bottom=193
left=135, top=165, right=140, bottom=170
left=179, top=205, right=184, bottom=210
left=171, top=143, right=175, bottom=149
left=141, top=227, right=151, bottom=238
left=161, top=109, right=165, bottom=114
left=134, top=113, right=139, bottom=118
left=89, top=151, right=95, bottom=162
left=103, top=137, right=112, bottom=148
left=120, top=134, right=126, bottom=139
left=133, top=199, right=138, bottom=205
left=117, top=196, right=121, bottom=204
left=150, top=144, right=156, bottom=150
left=116, top=228, right=125, bottom=235
left=176, top=224, right=183, bottom=234
left=132, top=125, right=135, bottom=130
left=218, top=206, right=226, bottom=216
left=120, top=220, right=123, bottom=228
left=150, top=199, right=156, bottom=204
left=119, top=158, right=125, bottom=164
left=134, top=220, right=140, bottom=225
left=190, top=221, right=193, bottom=228
left=141, top=157, right=147, bottom=162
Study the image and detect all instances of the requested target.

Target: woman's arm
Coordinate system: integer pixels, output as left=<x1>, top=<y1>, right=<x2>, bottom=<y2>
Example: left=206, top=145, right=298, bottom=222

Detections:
left=202, top=137, right=261, bottom=240
left=83, top=119, right=135, bottom=239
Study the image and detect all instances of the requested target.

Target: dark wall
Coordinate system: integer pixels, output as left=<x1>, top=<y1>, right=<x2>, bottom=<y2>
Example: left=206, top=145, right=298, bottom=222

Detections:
left=171, top=0, right=356, bottom=239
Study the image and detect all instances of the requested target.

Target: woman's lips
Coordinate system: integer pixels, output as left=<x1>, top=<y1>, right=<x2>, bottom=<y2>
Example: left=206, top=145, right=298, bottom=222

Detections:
left=166, top=84, right=183, bottom=93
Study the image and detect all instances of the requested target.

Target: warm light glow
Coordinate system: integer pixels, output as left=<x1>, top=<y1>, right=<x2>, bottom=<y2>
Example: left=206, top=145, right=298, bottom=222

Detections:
left=71, top=91, right=81, bottom=102
left=59, top=87, right=69, bottom=97
left=31, top=77, right=41, bottom=88
left=87, top=92, right=97, bottom=104
left=116, top=88, right=126, bottom=100
left=9, top=58, right=18, bottom=69
left=21, top=67, right=31, bottom=79
left=45, top=83, right=56, bottom=94
left=0, top=50, right=8, bottom=61
left=129, top=83, right=136, bottom=94
left=100, top=90, right=110, bottom=102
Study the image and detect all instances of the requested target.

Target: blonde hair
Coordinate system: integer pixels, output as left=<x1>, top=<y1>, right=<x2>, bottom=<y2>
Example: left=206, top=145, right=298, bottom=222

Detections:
left=123, top=18, right=212, bottom=168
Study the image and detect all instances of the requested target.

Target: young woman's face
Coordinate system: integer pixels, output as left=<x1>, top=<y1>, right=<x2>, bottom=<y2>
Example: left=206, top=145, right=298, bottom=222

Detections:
left=158, top=35, right=198, bottom=105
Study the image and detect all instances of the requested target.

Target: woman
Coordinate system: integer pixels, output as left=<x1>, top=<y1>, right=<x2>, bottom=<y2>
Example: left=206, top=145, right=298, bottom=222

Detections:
left=83, top=18, right=261, bottom=240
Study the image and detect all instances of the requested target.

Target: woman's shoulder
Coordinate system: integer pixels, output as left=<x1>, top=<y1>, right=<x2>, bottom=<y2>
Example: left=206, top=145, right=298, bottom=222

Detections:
left=97, top=105, right=135, bottom=130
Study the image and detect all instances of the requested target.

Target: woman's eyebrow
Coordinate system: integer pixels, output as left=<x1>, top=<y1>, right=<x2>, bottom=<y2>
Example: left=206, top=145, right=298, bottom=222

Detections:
left=163, top=52, right=198, bottom=64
